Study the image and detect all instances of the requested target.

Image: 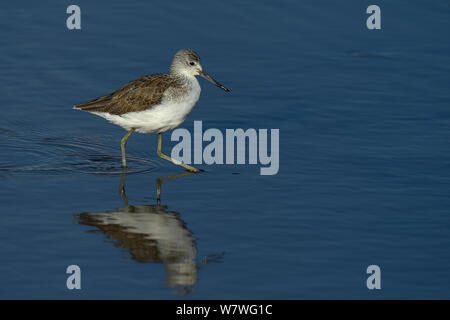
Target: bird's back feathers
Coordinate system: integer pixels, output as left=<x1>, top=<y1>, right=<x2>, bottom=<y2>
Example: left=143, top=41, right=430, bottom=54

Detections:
left=74, top=74, right=181, bottom=115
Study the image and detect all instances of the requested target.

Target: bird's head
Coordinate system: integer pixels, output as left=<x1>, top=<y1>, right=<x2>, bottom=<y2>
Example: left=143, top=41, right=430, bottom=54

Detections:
left=170, top=49, right=230, bottom=92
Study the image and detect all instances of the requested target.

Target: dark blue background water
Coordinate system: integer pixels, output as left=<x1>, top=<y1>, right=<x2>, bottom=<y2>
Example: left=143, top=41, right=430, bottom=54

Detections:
left=0, top=0, right=449, bottom=299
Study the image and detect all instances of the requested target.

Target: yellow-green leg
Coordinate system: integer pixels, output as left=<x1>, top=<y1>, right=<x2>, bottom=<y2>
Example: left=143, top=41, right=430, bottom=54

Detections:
left=121, top=128, right=135, bottom=168
left=119, top=167, right=129, bottom=206
left=156, top=171, right=193, bottom=204
left=157, top=133, right=201, bottom=173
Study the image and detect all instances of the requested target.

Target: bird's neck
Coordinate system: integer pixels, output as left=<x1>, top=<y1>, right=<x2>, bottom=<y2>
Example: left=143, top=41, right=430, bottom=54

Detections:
left=171, top=72, right=197, bottom=85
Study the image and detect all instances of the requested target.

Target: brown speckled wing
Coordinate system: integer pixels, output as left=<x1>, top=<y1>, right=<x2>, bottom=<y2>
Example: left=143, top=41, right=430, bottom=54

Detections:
left=75, top=74, right=177, bottom=115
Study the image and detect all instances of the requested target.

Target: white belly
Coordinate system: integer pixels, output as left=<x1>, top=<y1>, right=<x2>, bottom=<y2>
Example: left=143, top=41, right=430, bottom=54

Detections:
left=93, top=78, right=201, bottom=133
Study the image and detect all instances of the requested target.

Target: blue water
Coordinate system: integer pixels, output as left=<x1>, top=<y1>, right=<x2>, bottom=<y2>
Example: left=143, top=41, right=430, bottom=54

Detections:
left=0, top=0, right=449, bottom=299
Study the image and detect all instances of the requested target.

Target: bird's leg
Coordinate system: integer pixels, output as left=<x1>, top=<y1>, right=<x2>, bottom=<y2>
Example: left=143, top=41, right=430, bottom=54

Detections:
left=157, top=132, right=202, bottom=172
left=120, top=128, right=135, bottom=167
left=156, top=171, right=195, bottom=204
left=156, top=177, right=162, bottom=205
left=119, top=167, right=129, bottom=206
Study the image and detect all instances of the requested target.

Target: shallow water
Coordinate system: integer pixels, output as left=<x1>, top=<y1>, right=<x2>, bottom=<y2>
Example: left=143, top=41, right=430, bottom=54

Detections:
left=1, top=0, right=450, bottom=299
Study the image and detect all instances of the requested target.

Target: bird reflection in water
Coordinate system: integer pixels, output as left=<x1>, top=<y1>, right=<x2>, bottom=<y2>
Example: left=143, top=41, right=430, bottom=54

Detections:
left=75, top=169, right=199, bottom=295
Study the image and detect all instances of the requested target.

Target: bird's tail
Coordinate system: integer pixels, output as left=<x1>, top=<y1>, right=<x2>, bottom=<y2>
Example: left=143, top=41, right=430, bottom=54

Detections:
left=73, top=93, right=114, bottom=112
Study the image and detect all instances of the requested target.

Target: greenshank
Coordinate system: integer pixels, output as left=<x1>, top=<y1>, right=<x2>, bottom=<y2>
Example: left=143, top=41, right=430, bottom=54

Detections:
left=74, top=49, right=230, bottom=172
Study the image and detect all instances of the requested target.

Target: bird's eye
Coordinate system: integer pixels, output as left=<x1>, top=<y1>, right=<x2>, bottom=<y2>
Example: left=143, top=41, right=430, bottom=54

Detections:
left=189, top=62, right=195, bottom=66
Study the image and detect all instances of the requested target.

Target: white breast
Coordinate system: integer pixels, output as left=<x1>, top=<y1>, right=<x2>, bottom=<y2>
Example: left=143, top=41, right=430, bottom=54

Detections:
left=93, top=77, right=201, bottom=133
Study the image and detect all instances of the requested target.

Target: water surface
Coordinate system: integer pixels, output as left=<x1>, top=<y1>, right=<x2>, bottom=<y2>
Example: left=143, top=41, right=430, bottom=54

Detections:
left=0, top=0, right=449, bottom=299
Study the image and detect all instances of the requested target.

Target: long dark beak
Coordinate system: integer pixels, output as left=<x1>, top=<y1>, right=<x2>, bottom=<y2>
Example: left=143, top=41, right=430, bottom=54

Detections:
left=199, top=71, right=230, bottom=92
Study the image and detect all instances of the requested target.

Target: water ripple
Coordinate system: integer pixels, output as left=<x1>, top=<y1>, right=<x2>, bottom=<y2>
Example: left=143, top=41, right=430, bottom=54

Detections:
left=0, top=127, right=157, bottom=175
